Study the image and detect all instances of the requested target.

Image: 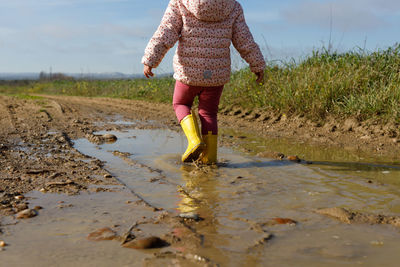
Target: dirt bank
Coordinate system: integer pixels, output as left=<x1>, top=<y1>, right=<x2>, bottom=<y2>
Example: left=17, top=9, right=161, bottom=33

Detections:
left=218, top=106, right=400, bottom=160
left=1, top=94, right=399, bottom=218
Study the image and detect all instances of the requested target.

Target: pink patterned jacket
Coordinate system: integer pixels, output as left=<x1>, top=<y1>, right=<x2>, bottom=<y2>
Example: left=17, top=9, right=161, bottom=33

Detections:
left=142, top=0, right=266, bottom=87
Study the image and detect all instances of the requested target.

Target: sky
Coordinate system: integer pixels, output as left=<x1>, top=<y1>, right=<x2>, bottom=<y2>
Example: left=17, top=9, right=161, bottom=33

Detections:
left=1, top=0, right=400, bottom=74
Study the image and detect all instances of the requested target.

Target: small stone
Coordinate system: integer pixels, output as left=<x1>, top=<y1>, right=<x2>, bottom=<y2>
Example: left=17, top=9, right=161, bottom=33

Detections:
left=0, top=241, right=6, bottom=247
left=16, top=209, right=38, bottom=219
left=15, top=203, right=29, bottom=211
left=122, top=236, right=168, bottom=249
left=14, top=195, right=24, bottom=200
left=103, top=134, right=117, bottom=142
left=179, top=212, right=200, bottom=221
left=87, top=227, right=117, bottom=241
left=34, top=206, right=43, bottom=210
left=104, top=174, right=112, bottom=179
left=270, top=218, right=297, bottom=225
left=287, top=155, right=301, bottom=162
left=360, top=135, right=371, bottom=140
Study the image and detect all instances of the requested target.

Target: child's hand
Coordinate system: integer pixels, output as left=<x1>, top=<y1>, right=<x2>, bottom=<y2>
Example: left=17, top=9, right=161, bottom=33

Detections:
left=255, top=71, right=264, bottom=84
left=143, top=65, right=154, bottom=79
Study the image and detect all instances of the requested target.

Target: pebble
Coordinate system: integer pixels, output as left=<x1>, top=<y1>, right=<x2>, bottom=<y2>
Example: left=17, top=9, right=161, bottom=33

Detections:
left=270, top=218, right=297, bottom=225
left=0, top=241, right=6, bottom=247
left=16, top=209, right=38, bottom=219
left=15, top=203, right=29, bottom=211
left=103, top=174, right=112, bottom=179
left=287, top=155, right=301, bottom=162
left=87, top=227, right=117, bottom=241
left=179, top=212, right=200, bottom=221
left=122, top=236, right=168, bottom=249
left=34, top=206, right=43, bottom=210
left=103, top=134, right=117, bottom=142
left=14, top=195, right=25, bottom=200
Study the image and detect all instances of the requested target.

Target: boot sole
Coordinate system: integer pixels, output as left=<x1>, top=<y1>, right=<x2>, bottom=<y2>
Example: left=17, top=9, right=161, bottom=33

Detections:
left=182, top=143, right=205, bottom=163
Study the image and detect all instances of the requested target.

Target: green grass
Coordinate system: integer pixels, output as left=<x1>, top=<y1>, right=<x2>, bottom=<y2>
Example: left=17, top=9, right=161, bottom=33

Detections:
left=0, top=78, right=175, bottom=103
left=223, top=44, right=400, bottom=122
left=1, top=44, right=400, bottom=123
left=12, top=94, right=45, bottom=100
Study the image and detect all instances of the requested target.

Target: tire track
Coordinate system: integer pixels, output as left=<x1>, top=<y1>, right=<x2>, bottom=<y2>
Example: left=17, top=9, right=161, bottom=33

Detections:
left=0, top=96, right=17, bottom=134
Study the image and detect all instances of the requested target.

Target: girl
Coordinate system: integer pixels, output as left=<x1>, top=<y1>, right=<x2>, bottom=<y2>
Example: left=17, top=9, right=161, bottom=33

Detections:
left=142, top=0, right=265, bottom=164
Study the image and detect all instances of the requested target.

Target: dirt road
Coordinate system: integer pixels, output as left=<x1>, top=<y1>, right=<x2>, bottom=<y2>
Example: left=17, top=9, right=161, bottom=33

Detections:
left=1, top=94, right=400, bottom=265
left=1, top=94, right=399, bottom=217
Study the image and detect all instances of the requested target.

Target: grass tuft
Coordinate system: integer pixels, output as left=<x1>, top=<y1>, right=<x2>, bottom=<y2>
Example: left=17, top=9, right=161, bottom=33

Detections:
left=1, top=44, right=400, bottom=123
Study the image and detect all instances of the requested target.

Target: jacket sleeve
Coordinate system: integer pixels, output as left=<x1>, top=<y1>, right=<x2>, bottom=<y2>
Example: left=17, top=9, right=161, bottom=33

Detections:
left=232, top=3, right=266, bottom=73
left=141, top=0, right=182, bottom=68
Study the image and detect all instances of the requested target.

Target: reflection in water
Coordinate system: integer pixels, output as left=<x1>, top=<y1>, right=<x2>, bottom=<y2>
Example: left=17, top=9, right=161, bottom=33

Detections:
left=79, top=128, right=400, bottom=266
left=221, top=128, right=400, bottom=187
left=6, top=127, right=398, bottom=266
left=177, top=165, right=220, bottom=214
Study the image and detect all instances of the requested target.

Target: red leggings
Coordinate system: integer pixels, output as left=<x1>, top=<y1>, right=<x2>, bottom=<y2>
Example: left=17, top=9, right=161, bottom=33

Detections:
left=173, top=80, right=224, bottom=135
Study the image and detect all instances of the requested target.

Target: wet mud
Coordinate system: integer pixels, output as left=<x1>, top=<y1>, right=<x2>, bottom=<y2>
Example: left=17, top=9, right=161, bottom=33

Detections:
left=317, top=207, right=400, bottom=227
left=1, top=95, right=400, bottom=266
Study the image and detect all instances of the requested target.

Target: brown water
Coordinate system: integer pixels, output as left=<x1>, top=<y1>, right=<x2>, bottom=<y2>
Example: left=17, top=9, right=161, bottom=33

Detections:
left=1, top=126, right=400, bottom=267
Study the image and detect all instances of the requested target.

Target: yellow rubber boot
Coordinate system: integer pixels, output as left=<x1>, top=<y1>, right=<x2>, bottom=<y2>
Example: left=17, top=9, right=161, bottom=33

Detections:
left=180, top=114, right=205, bottom=162
left=200, top=131, right=218, bottom=164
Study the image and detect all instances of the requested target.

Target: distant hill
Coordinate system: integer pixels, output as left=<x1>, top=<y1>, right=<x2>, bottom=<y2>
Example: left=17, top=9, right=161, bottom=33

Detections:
left=0, top=72, right=156, bottom=80
left=0, top=73, right=39, bottom=80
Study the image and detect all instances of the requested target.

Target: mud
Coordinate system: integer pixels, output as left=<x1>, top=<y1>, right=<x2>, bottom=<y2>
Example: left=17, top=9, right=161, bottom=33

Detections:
left=317, top=207, right=400, bottom=227
left=0, top=95, right=174, bottom=217
left=1, top=94, right=400, bottom=266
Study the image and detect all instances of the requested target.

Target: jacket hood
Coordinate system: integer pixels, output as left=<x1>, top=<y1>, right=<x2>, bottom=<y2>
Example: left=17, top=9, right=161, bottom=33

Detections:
left=182, top=0, right=236, bottom=22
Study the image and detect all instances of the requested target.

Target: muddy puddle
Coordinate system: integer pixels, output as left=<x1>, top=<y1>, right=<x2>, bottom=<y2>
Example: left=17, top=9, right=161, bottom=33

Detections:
left=2, top=124, right=400, bottom=266
left=220, top=128, right=400, bottom=187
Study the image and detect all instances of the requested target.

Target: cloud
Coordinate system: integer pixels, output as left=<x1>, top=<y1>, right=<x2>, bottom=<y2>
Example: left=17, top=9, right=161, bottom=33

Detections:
left=281, top=0, right=400, bottom=31
left=0, top=27, right=15, bottom=36
left=30, top=23, right=151, bottom=40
